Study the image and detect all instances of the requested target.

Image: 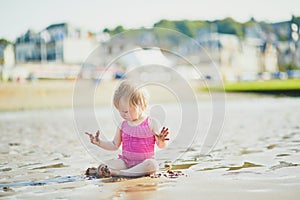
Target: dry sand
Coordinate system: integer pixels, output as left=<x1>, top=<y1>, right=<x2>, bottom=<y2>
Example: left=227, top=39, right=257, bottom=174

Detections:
left=0, top=80, right=300, bottom=199
left=0, top=79, right=256, bottom=111
left=0, top=80, right=76, bottom=111
left=0, top=79, right=185, bottom=111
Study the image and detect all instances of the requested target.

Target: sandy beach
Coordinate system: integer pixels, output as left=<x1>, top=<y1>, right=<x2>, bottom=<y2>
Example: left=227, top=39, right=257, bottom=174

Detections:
left=0, top=80, right=76, bottom=111
left=0, top=80, right=300, bottom=199
left=0, top=79, right=205, bottom=111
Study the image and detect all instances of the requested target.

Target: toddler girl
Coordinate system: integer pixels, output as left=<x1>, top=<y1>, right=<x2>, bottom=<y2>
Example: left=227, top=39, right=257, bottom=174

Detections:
left=85, top=80, right=169, bottom=177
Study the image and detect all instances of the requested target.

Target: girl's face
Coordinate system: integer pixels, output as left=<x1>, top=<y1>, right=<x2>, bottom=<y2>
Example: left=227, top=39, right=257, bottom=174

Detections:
left=118, top=97, right=140, bottom=122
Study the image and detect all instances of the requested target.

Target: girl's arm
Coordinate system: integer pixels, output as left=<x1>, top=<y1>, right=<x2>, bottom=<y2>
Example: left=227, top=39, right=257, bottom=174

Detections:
left=155, top=127, right=169, bottom=148
left=85, top=129, right=122, bottom=151
left=149, top=118, right=169, bottom=148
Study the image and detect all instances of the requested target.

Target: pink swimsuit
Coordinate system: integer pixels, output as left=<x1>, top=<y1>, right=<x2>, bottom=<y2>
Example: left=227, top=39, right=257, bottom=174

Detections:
left=118, top=117, right=155, bottom=168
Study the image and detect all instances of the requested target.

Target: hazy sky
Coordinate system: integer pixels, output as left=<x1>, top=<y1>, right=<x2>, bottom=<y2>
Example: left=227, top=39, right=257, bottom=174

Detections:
left=1, top=0, right=300, bottom=41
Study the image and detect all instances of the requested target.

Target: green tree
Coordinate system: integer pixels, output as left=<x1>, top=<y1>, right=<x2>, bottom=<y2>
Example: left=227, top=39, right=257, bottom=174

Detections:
left=103, top=28, right=110, bottom=33
left=214, top=17, right=244, bottom=37
left=102, top=26, right=125, bottom=35
left=114, top=25, right=125, bottom=34
left=154, top=19, right=210, bottom=38
left=174, top=20, right=194, bottom=37
left=154, top=19, right=176, bottom=30
left=0, top=38, right=11, bottom=45
left=244, top=17, right=257, bottom=27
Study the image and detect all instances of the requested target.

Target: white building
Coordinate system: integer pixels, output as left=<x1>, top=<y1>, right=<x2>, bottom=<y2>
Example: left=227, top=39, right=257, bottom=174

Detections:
left=15, top=23, right=98, bottom=64
left=196, top=33, right=278, bottom=82
left=3, top=44, right=15, bottom=66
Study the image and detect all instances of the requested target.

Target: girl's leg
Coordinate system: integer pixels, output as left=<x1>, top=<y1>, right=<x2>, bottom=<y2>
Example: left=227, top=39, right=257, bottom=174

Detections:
left=105, top=159, right=127, bottom=176
left=118, top=159, right=158, bottom=177
left=86, top=159, right=127, bottom=177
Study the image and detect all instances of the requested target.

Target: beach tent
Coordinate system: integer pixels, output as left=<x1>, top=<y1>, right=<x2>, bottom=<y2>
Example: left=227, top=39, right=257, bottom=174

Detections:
left=118, top=47, right=172, bottom=69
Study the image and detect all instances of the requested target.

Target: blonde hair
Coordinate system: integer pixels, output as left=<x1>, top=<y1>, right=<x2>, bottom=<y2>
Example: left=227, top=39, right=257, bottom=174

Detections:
left=113, top=81, right=148, bottom=111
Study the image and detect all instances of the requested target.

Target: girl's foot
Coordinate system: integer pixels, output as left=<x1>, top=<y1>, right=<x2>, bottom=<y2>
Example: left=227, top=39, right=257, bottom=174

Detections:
left=97, top=164, right=111, bottom=177
left=85, top=167, right=98, bottom=176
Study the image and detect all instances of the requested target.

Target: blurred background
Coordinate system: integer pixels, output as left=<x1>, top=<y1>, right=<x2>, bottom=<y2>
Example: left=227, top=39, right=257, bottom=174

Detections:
left=0, top=0, right=300, bottom=96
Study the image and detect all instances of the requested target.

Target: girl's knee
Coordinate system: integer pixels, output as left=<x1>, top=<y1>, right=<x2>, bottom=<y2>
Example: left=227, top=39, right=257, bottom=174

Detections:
left=144, top=159, right=158, bottom=172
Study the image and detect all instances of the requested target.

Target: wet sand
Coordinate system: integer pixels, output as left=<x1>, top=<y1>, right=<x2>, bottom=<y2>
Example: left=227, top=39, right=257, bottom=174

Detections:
left=0, top=81, right=300, bottom=199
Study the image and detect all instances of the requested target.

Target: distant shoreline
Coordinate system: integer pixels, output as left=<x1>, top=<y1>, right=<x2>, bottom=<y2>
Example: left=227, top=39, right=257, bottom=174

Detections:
left=203, top=79, right=300, bottom=97
left=224, top=89, right=300, bottom=97
left=2, top=79, right=296, bottom=112
left=0, top=79, right=76, bottom=111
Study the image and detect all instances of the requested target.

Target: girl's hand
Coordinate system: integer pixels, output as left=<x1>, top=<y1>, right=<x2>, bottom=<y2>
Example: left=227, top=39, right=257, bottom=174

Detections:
left=85, top=130, right=101, bottom=146
left=155, top=127, right=169, bottom=142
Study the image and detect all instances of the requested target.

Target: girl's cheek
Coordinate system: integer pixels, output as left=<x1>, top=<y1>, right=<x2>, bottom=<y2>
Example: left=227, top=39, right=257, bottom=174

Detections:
left=129, top=113, right=135, bottom=120
left=129, top=110, right=136, bottom=119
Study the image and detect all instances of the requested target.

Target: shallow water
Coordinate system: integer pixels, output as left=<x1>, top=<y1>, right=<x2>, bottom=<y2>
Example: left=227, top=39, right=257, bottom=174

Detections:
left=0, top=95, right=300, bottom=199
